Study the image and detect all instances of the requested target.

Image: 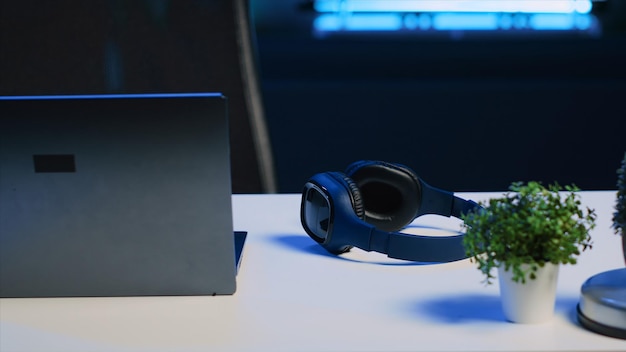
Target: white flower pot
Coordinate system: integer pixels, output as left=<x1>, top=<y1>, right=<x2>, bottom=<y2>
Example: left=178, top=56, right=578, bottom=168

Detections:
left=498, top=263, right=560, bottom=324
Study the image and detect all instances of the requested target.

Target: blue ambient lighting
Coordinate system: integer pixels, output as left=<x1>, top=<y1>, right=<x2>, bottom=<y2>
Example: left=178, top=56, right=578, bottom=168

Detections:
left=314, top=0, right=594, bottom=14
left=312, top=0, right=597, bottom=33
left=313, top=13, right=594, bottom=32
left=0, top=93, right=223, bottom=101
left=315, top=13, right=403, bottom=31
left=530, top=13, right=576, bottom=29
left=315, top=14, right=344, bottom=31
left=432, top=13, right=499, bottom=30
left=344, top=14, right=403, bottom=30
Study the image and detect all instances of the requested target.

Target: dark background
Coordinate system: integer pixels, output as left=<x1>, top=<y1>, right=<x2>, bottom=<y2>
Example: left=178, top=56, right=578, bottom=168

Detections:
left=2, top=0, right=626, bottom=193
left=252, top=0, right=626, bottom=192
left=0, top=0, right=266, bottom=193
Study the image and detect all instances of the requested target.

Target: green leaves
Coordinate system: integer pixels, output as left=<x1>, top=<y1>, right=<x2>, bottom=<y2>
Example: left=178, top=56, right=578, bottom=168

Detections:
left=613, top=152, right=626, bottom=237
left=461, top=181, right=596, bottom=285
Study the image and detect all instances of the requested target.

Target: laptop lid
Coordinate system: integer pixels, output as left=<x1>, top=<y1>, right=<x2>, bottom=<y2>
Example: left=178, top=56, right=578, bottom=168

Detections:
left=0, top=93, right=237, bottom=297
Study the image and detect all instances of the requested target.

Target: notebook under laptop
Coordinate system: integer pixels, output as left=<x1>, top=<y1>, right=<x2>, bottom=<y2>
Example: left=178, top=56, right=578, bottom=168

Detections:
left=0, top=93, right=243, bottom=297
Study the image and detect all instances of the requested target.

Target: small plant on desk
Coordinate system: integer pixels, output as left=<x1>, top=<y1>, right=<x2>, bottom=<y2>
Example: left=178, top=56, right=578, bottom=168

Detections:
left=613, top=152, right=626, bottom=263
left=460, top=181, right=597, bottom=323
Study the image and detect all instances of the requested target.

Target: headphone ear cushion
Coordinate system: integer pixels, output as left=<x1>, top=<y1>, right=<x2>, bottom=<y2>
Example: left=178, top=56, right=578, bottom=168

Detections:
left=345, top=161, right=422, bottom=232
left=328, top=172, right=365, bottom=220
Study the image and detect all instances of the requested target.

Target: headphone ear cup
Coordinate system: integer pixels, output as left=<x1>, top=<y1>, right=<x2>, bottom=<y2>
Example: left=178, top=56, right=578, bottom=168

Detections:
left=328, top=172, right=365, bottom=220
left=345, top=161, right=422, bottom=232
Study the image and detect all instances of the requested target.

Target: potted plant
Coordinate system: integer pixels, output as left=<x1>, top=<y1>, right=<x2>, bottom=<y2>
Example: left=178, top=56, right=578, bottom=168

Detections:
left=612, top=152, right=626, bottom=264
left=461, top=181, right=596, bottom=323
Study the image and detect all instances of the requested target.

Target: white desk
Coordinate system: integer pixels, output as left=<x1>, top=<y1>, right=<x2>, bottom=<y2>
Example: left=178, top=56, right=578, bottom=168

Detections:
left=1, top=192, right=625, bottom=352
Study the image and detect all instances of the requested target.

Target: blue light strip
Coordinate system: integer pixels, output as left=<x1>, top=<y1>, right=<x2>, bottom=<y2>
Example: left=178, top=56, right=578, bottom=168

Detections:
left=433, top=13, right=499, bottom=30
left=344, top=14, right=404, bottom=30
left=314, top=0, right=593, bottom=14
left=530, top=13, right=577, bottom=30
left=313, top=13, right=595, bottom=32
left=0, top=93, right=223, bottom=101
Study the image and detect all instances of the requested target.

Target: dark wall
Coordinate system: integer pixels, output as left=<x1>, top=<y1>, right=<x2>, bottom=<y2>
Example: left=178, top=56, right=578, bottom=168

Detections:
left=0, top=0, right=264, bottom=193
left=252, top=1, right=626, bottom=192
left=3, top=0, right=626, bottom=193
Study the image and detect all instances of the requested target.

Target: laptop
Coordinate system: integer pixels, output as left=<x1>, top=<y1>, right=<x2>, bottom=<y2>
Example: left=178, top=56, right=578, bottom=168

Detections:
left=0, top=93, right=244, bottom=297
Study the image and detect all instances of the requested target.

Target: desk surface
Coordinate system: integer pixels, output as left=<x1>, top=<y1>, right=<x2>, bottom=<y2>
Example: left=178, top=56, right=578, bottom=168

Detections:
left=1, top=192, right=625, bottom=352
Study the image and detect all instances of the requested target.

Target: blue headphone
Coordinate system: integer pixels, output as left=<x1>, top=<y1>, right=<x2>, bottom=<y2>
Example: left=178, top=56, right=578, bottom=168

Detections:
left=300, top=160, right=481, bottom=263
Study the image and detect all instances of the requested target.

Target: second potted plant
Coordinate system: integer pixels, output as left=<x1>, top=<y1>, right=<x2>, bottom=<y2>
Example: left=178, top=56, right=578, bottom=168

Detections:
left=612, top=152, right=626, bottom=264
left=461, top=181, right=596, bottom=323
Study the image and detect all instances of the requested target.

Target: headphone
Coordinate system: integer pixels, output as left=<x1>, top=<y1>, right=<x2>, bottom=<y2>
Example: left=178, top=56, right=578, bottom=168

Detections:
left=300, top=160, right=481, bottom=263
